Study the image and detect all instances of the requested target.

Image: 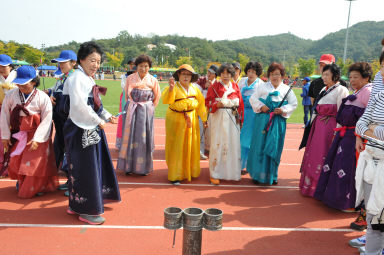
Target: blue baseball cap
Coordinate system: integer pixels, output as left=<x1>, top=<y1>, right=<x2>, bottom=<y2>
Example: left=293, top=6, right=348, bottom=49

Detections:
left=0, top=54, right=13, bottom=66
left=302, top=77, right=311, bottom=82
left=13, top=66, right=37, bottom=85
left=51, top=50, right=77, bottom=63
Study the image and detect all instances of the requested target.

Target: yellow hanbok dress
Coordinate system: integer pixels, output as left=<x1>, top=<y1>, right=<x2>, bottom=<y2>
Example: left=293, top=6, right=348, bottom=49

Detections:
left=162, top=82, right=207, bottom=181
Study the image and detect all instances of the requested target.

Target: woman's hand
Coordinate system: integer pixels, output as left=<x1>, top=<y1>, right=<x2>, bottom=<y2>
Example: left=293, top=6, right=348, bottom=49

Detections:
left=203, top=121, right=208, bottom=128
left=169, top=77, right=175, bottom=91
left=368, top=124, right=378, bottom=132
left=50, top=96, right=56, bottom=105
left=27, top=140, right=39, bottom=151
left=355, top=136, right=365, bottom=153
left=98, top=120, right=106, bottom=130
left=205, top=80, right=212, bottom=89
left=2, top=139, right=11, bottom=152
left=274, top=108, right=283, bottom=115
left=216, top=101, right=224, bottom=108
left=109, top=116, right=118, bottom=124
left=261, top=105, right=270, bottom=113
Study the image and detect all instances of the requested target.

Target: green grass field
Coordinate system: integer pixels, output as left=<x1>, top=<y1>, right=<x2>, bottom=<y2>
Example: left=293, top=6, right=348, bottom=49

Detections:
left=41, top=77, right=306, bottom=124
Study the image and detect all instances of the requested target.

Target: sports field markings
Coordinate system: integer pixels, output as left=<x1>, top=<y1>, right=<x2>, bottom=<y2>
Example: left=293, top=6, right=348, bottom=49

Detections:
left=0, top=179, right=298, bottom=189
left=0, top=223, right=354, bottom=232
left=107, top=143, right=300, bottom=151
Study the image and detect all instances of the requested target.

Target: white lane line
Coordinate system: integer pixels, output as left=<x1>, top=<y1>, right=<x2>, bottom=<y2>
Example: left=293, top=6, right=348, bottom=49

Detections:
left=0, top=179, right=298, bottom=189
left=107, top=144, right=299, bottom=150
left=117, top=182, right=299, bottom=189
left=0, top=223, right=354, bottom=232
left=109, top=159, right=300, bottom=166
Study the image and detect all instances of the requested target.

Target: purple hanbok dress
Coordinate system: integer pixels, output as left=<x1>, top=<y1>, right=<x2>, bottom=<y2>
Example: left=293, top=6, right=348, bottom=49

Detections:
left=299, top=84, right=349, bottom=197
left=117, top=88, right=155, bottom=175
left=314, top=84, right=371, bottom=210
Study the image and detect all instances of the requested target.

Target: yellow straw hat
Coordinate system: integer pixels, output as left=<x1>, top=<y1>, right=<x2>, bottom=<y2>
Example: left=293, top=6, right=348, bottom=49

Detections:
left=173, top=64, right=199, bottom=83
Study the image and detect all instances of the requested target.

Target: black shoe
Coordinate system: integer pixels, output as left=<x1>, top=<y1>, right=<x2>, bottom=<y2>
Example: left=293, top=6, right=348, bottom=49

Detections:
left=170, top=181, right=181, bottom=185
left=125, top=172, right=133, bottom=176
left=272, top=180, right=278, bottom=185
left=252, top=179, right=260, bottom=185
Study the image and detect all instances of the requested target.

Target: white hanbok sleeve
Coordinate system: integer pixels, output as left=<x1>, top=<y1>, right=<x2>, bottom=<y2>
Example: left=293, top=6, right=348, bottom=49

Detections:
left=121, top=75, right=126, bottom=91
left=99, top=108, right=112, bottom=121
left=249, top=84, right=264, bottom=113
left=0, top=93, right=12, bottom=140
left=68, top=74, right=102, bottom=129
left=33, top=92, right=52, bottom=143
left=280, top=88, right=298, bottom=118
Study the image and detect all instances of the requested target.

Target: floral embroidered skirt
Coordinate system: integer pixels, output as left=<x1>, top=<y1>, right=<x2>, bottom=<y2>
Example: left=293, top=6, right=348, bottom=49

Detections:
left=64, top=119, right=121, bottom=215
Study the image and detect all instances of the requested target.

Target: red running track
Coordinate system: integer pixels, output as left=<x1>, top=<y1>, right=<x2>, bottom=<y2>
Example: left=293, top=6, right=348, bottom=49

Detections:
left=0, top=119, right=363, bottom=255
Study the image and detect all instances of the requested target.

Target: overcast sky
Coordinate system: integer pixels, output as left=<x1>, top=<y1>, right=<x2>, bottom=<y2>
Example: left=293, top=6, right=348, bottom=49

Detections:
left=1, top=0, right=383, bottom=49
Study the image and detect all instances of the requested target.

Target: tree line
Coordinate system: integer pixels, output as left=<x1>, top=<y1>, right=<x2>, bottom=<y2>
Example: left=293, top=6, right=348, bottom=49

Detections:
left=1, top=20, right=382, bottom=77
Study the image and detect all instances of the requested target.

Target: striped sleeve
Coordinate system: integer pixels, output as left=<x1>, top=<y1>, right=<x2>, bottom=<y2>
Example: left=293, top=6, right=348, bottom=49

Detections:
left=365, top=71, right=384, bottom=109
left=356, top=91, right=384, bottom=138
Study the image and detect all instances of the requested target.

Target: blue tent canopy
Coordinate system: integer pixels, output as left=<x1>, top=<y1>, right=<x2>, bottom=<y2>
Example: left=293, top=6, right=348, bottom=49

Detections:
left=37, top=65, right=57, bottom=71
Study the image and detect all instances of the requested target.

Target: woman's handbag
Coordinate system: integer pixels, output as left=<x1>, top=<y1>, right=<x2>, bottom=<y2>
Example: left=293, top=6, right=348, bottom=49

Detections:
left=371, top=209, right=384, bottom=232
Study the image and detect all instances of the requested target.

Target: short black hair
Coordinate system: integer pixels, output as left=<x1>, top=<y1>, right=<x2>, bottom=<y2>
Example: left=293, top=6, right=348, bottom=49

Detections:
left=323, top=63, right=341, bottom=82
left=244, top=61, right=263, bottom=76
left=31, top=76, right=40, bottom=88
left=380, top=51, right=384, bottom=64
left=348, top=62, right=373, bottom=82
left=77, top=41, right=104, bottom=65
left=218, top=63, right=235, bottom=77
left=135, top=54, right=152, bottom=68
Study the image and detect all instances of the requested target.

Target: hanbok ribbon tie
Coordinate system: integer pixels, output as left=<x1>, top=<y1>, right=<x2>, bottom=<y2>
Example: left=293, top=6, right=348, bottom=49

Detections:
left=10, top=131, right=28, bottom=157
left=92, top=85, right=107, bottom=111
left=334, top=126, right=355, bottom=137
left=346, top=94, right=357, bottom=102
left=10, top=104, right=30, bottom=131
left=262, top=91, right=281, bottom=133
left=11, top=89, right=38, bottom=131
left=319, top=114, right=336, bottom=124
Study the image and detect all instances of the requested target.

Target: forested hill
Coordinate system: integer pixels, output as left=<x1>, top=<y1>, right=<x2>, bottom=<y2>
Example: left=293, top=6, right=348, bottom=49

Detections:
left=43, top=20, right=384, bottom=72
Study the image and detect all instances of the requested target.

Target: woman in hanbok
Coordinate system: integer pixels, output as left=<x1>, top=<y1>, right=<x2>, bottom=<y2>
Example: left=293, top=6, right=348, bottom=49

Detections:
left=314, top=62, right=372, bottom=211
left=162, top=64, right=207, bottom=185
left=206, top=63, right=244, bottom=185
left=63, top=42, right=121, bottom=225
left=0, top=66, right=58, bottom=198
left=239, top=61, right=264, bottom=171
left=117, top=55, right=160, bottom=175
left=299, top=64, right=349, bottom=197
left=0, top=54, right=17, bottom=176
left=48, top=50, right=77, bottom=195
left=116, top=58, right=135, bottom=149
left=247, top=63, right=297, bottom=185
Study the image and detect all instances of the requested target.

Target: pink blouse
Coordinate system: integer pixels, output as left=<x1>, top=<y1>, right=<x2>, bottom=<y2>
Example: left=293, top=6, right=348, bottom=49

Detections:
left=124, top=72, right=160, bottom=106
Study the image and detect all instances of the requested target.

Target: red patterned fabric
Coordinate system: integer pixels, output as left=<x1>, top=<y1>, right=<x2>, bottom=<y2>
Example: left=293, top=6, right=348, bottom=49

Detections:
left=8, top=114, right=58, bottom=198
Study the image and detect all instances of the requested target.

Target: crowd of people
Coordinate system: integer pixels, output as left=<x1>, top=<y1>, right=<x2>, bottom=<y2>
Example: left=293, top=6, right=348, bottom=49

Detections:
left=0, top=39, right=384, bottom=254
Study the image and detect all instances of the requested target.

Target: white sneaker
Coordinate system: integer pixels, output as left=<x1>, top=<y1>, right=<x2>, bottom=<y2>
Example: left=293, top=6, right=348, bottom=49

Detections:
left=200, top=152, right=208, bottom=160
left=349, top=235, right=366, bottom=247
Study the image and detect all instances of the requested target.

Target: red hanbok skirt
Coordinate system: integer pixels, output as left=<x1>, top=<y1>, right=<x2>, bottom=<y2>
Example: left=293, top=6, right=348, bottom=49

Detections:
left=8, top=114, right=58, bottom=198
